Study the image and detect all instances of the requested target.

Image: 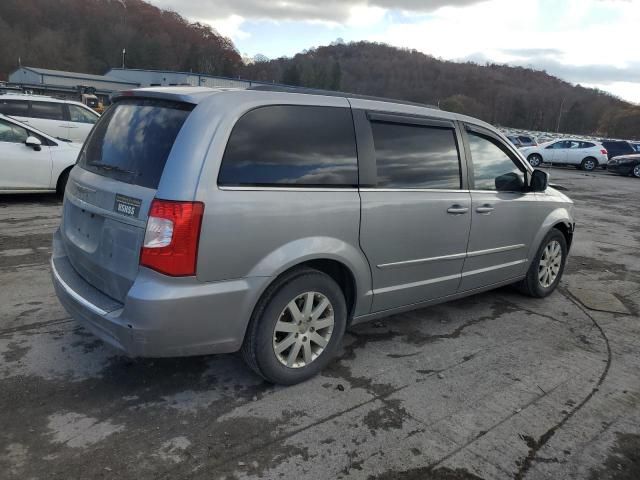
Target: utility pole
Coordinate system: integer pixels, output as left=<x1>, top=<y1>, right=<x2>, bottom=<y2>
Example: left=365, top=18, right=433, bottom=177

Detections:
left=556, top=97, right=566, bottom=133
left=122, top=48, right=126, bottom=69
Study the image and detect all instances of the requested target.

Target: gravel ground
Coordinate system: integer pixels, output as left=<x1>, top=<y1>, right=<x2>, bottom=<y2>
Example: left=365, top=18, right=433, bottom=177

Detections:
left=0, top=167, right=638, bottom=480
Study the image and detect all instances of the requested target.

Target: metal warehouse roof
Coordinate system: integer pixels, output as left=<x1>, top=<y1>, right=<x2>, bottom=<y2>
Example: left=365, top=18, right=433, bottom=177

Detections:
left=16, top=67, right=139, bottom=85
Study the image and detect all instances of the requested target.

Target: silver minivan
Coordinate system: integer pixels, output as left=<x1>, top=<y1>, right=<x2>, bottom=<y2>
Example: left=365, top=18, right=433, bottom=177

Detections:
left=52, top=86, right=574, bottom=384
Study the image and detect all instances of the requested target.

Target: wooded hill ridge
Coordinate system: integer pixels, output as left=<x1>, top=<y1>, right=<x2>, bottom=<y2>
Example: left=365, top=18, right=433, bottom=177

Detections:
left=1, top=0, right=638, bottom=139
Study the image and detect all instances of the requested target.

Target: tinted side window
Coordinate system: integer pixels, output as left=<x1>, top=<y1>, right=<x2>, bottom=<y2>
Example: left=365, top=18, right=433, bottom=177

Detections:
left=580, top=142, right=595, bottom=148
left=219, top=105, right=357, bottom=187
left=468, top=132, right=525, bottom=191
left=0, top=119, right=29, bottom=143
left=69, top=105, right=98, bottom=124
left=31, top=102, right=65, bottom=121
left=371, top=122, right=461, bottom=189
left=0, top=100, right=29, bottom=116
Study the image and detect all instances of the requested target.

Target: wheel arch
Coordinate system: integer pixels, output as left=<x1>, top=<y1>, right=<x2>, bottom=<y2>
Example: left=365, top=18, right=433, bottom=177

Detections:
left=527, top=209, right=574, bottom=264
left=246, top=237, right=373, bottom=322
left=56, top=165, right=73, bottom=194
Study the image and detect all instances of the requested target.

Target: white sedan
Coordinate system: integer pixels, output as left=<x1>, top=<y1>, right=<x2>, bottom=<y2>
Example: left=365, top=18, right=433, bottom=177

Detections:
left=521, top=139, right=609, bottom=171
left=0, top=114, right=81, bottom=194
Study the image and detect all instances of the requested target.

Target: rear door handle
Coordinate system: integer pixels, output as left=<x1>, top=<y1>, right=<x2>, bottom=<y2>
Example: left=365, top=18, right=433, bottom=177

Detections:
left=447, top=205, right=469, bottom=215
left=476, top=205, right=495, bottom=214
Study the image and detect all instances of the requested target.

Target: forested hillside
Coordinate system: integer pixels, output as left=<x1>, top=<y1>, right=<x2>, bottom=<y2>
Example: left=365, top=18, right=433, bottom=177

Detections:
left=243, top=42, right=640, bottom=139
left=0, top=1, right=638, bottom=138
left=0, top=0, right=241, bottom=79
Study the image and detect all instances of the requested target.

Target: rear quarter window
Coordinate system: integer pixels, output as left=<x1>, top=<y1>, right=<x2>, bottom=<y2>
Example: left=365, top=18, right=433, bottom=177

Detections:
left=218, top=105, right=358, bottom=187
left=78, top=98, right=193, bottom=189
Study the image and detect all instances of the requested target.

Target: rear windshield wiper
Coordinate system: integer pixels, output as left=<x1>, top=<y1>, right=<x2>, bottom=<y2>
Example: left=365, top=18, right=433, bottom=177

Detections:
left=89, top=162, right=138, bottom=176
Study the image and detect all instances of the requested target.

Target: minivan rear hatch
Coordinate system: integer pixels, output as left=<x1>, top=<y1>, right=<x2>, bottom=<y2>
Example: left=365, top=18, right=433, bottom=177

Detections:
left=60, top=97, right=194, bottom=303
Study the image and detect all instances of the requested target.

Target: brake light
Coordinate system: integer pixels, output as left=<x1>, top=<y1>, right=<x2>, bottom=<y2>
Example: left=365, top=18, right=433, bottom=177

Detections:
left=140, top=199, right=204, bottom=276
left=601, top=149, right=608, bottom=155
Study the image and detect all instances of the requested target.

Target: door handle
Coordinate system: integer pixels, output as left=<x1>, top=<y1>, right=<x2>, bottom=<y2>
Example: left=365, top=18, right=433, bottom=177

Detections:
left=447, top=205, right=469, bottom=215
left=476, top=204, right=495, bottom=214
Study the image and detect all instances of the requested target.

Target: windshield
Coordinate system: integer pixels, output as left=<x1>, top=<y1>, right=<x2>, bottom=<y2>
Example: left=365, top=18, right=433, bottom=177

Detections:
left=78, top=98, right=193, bottom=189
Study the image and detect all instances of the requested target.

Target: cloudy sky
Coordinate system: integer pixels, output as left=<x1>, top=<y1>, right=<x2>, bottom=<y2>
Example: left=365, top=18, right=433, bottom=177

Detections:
left=149, top=0, right=640, bottom=103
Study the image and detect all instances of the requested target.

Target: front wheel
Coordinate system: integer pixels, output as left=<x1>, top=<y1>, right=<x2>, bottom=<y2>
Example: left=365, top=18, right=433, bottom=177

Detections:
left=528, top=154, right=542, bottom=168
left=241, top=268, right=347, bottom=385
left=516, top=229, right=567, bottom=298
left=581, top=157, right=597, bottom=171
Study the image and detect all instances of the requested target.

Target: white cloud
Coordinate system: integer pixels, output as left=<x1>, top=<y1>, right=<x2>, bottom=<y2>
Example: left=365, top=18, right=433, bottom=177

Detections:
left=202, top=14, right=250, bottom=41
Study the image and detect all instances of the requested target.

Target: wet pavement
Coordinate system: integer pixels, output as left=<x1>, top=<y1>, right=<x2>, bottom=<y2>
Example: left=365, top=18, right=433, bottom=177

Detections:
left=1, top=167, right=639, bottom=479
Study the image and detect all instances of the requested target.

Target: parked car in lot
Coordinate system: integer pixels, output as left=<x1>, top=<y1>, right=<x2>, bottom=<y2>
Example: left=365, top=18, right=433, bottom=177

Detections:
left=51, top=86, right=575, bottom=384
left=0, top=93, right=99, bottom=143
left=607, top=154, right=640, bottom=178
left=600, top=140, right=635, bottom=161
left=0, top=113, right=80, bottom=194
left=506, top=134, right=537, bottom=148
left=521, top=139, right=608, bottom=171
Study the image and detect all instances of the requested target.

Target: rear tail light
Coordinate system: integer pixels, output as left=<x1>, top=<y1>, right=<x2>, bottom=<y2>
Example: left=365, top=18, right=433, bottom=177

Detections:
left=140, top=199, right=204, bottom=276
left=601, top=149, right=608, bottom=155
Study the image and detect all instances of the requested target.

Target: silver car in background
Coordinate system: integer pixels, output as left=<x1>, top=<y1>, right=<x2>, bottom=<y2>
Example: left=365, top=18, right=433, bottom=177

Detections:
left=51, top=86, right=574, bottom=384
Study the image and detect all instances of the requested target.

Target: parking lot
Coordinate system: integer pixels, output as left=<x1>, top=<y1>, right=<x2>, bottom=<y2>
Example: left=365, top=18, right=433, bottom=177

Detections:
left=0, top=167, right=638, bottom=479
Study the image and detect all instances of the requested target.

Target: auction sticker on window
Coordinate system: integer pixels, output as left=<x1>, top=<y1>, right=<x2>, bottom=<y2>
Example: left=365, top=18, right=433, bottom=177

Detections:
left=113, top=194, right=142, bottom=218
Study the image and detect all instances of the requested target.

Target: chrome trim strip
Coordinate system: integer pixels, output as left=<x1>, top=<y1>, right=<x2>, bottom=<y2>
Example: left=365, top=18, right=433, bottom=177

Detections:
left=374, top=259, right=528, bottom=294
left=377, top=252, right=466, bottom=269
left=218, top=186, right=359, bottom=192
left=374, top=272, right=461, bottom=295
left=466, top=244, right=526, bottom=257
left=360, top=188, right=470, bottom=193
left=461, top=259, right=527, bottom=277
left=377, top=244, right=525, bottom=269
left=51, top=259, right=108, bottom=316
left=468, top=190, right=536, bottom=195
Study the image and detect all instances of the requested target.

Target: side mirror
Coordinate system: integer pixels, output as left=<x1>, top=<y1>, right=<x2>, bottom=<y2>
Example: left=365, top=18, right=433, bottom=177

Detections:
left=25, top=136, right=42, bottom=151
left=495, top=172, right=525, bottom=192
left=530, top=169, right=549, bottom=192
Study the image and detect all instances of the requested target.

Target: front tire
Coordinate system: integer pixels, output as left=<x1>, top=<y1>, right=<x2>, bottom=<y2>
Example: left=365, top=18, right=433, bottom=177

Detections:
left=516, top=229, right=567, bottom=298
left=528, top=154, right=542, bottom=168
left=56, top=169, right=70, bottom=197
left=241, top=268, right=347, bottom=385
left=580, top=157, right=597, bottom=171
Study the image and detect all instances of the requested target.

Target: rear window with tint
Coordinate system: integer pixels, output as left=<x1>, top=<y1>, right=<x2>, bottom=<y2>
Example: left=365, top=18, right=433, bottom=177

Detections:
left=218, top=105, right=358, bottom=187
left=78, top=98, right=193, bottom=189
left=0, top=99, right=29, bottom=116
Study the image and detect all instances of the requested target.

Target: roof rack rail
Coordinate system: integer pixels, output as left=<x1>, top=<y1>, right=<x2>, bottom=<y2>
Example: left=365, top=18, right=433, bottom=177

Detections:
left=247, top=84, right=439, bottom=110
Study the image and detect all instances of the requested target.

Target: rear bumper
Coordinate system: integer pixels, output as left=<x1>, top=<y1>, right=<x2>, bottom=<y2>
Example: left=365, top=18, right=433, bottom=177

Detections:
left=52, top=229, right=269, bottom=357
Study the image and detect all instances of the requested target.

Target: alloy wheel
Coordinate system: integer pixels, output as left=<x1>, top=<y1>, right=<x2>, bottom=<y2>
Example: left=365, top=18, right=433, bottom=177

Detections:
left=633, top=164, right=640, bottom=178
left=538, top=240, right=562, bottom=288
left=583, top=159, right=595, bottom=171
left=272, top=291, right=335, bottom=368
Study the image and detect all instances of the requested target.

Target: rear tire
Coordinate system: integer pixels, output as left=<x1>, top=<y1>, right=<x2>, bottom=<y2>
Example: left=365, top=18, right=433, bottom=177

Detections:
left=527, top=154, right=542, bottom=168
left=580, top=157, right=597, bottom=171
left=633, top=164, right=640, bottom=178
left=516, top=229, right=567, bottom=298
left=241, top=268, right=347, bottom=385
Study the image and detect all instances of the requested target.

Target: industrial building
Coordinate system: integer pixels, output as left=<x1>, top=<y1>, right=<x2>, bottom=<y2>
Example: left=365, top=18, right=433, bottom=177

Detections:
left=6, top=66, right=264, bottom=104
left=7, top=67, right=140, bottom=104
